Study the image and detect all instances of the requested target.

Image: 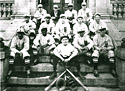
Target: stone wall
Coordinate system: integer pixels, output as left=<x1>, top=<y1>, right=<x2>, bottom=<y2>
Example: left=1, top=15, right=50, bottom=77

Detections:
left=14, top=0, right=36, bottom=15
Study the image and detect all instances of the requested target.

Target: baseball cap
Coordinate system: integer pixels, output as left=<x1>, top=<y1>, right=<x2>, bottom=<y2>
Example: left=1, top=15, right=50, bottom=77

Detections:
left=38, top=4, right=43, bottom=8
left=24, top=14, right=30, bottom=18
left=77, top=29, right=85, bottom=33
left=53, top=5, right=58, bottom=8
left=60, top=36, right=69, bottom=41
left=99, top=28, right=106, bottom=31
left=81, top=2, right=86, bottom=6
left=45, top=14, right=51, bottom=18
left=77, top=15, right=83, bottom=19
left=68, top=3, right=73, bottom=7
left=60, top=14, right=66, bottom=18
left=17, top=27, right=25, bottom=33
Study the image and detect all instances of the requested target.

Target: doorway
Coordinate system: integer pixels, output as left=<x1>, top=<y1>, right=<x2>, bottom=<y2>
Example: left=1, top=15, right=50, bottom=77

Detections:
left=51, top=0, right=73, bottom=13
left=37, top=0, right=88, bottom=13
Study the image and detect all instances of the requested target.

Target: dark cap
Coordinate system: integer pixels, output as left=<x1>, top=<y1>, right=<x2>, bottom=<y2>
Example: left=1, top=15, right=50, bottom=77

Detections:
left=41, top=28, right=47, bottom=31
left=99, top=28, right=106, bottom=31
left=94, top=13, right=101, bottom=17
left=24, top=14, right=30, bottom=18
left=60, top=36, right=69, bottom=41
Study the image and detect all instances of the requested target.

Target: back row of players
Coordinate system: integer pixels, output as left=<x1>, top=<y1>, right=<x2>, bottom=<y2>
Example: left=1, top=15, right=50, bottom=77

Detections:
left=9, top=2, right=117, bottom=78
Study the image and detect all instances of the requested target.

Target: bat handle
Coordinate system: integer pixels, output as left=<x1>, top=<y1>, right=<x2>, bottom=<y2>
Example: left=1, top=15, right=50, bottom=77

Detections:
left=44, top=87, right=50, bottom=91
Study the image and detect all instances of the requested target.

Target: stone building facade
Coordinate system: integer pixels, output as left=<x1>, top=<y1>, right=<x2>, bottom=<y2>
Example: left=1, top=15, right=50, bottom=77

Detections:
left=0, top=0, right=116, bottom=19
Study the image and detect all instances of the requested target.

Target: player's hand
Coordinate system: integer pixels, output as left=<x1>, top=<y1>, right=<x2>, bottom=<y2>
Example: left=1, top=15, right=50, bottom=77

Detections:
left=83, top=46, right=89, bottom=51
left=20, top=52, right=23, bottom=57
left=42, top=44, right=48, bottom=48
left=61, top=58, right=65, bottom=62
left=100, top=49, right=107, bottom=54
left=64, top=58, right=70, bottom=62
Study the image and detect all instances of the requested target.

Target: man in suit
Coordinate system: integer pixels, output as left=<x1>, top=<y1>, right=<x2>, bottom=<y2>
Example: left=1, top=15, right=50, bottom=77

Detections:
left=50, top=5, right=62, bottom=23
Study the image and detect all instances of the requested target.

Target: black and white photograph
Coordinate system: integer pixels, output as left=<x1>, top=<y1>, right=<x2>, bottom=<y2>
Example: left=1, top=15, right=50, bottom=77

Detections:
left=0, top=0, right=125, bottom=91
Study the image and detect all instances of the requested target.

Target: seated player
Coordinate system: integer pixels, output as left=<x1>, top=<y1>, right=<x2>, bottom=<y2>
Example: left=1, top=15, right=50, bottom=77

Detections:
left=92, top=28, right=117, bottom=77
left=34, top=4, right=47, bottom=30
left=50, top=5, right=62, bottom=23
left=28, top=30, right=36, bottom=65
left=32, top=27, right=55, bottom=56
left=64, top=3, right=77, bottom=30
left=56, top=14, right=71, bottom=39
left=49, top=36, right=83, bottom=79
left=78, top=2, right=93, bottom=26
left=73, top=29, right=93, bottom=64
left=38, top=14, right=55, bottom=35
left=89, top=14, right=108, bottom=39
left=20, top=14, right=36, bottom=36
left=73, top=16, right=89, bottom=36
left=9, top=27, right=30, bottom=77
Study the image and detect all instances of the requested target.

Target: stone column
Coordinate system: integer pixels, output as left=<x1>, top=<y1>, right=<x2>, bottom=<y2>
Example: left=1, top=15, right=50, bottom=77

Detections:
left=29, top=0, right=37, bottom=15
left=96, top=0, right=111, bottom=14
left=116, top=38, right=125, bottom=91
left=14, top=0, right=31, bottom=15
left=88, top=0, right=96, bottom=14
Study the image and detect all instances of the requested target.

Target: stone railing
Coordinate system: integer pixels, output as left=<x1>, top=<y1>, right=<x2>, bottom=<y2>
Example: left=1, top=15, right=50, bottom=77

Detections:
left=0, top=1, right=14, bottom=20
left=111, top=0, right=125, bottom=19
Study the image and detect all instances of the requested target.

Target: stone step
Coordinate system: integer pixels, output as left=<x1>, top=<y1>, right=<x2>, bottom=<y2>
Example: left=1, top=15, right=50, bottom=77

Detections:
left=50, top=87, right=120, bottom=91
left=5, top=86, right=120, bottom=91
left=31, top=63, right=110, bottom=73
left=8, top=73, right=118, bottom=87
left=14, top=63, right=110, bottom=73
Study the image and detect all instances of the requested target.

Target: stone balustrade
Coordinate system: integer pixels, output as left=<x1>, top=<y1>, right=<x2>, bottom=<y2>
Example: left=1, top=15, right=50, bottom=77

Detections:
left=111, top=0, right=125, bottom=19
left=0, top=1, right=14, bottom=19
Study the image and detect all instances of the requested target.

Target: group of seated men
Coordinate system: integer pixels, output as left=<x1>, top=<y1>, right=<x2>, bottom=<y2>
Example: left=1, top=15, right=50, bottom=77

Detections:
left=8, top=2, right=117, bottom=79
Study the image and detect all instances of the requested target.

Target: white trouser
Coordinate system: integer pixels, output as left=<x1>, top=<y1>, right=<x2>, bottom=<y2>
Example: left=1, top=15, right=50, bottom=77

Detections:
left=10, top=51, right=30, bottom=59
left=92, top=50, right=115, bottom=62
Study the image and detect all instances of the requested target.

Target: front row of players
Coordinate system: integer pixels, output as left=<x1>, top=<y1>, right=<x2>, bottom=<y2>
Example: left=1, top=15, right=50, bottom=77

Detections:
left=8, top=26, right=117, bottom=78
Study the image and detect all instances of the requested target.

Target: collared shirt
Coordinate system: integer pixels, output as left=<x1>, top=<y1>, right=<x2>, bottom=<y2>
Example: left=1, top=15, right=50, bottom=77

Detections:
left=78, top=8, right=92, bottom=21
left=20, top=20, right=36, bottom=34
left=34, top=9, right=47, bottom=20
left=73, top=35, right=93, bottom=50
left=54, top=11, right=58, bottom=17
left=10, top=35, right=29, bottom=53
left=65, top=9, right=78, bottom=19
left=73, top=22, right=89, bottom=35
left=93, top=34, right=114, bottom=49
left=38, top=21, right=55, bottom=34
left=54, top=43, right=78, bottom=58
left=33, top=34, right=55, bottom=47
left=56, top=19, right=71, bottom=37
left=89, top=20, right=108, bottom=33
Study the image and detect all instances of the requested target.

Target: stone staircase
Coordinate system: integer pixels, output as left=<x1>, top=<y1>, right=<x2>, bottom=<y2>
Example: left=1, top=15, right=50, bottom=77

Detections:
left=1, top=19, right=123, bottom=91
left=5, top=56, right=120, bottom=91
left=5, top=86, right=120, bottom=91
